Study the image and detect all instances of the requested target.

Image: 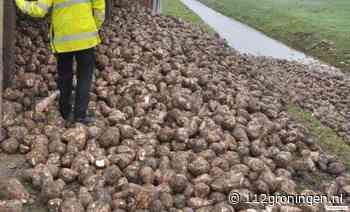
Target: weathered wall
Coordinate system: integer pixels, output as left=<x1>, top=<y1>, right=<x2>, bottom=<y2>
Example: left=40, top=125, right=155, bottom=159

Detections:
left=3, top=0, right=16, bottom=88
left=0, top=0, right=3, bottom=131
left=114, top=0, right=146, bottom=8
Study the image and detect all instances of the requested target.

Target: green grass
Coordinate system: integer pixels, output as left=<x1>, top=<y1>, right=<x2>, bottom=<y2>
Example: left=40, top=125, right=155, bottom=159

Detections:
left=287, top=104, right=350, bottom=170
left=162, top=0, right=215, bottom=34
left=197, top=0, right=350, bottom=71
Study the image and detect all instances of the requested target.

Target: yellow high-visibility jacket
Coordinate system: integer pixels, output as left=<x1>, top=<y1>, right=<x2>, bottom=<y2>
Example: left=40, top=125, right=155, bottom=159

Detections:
left=15, top=0, right=105, bottom=53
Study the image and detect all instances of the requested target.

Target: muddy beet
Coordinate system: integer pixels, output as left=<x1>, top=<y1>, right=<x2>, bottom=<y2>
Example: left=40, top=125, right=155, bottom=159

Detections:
left=1, top=1, right=349, bottom=211
left=0, top=200, right=23, bottom=212
left=0, top=178, right=29, bottom=203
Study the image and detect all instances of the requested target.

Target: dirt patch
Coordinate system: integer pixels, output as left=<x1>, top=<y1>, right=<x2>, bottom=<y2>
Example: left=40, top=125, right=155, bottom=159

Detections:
left=3, top=0, right=17, bottom=88
left=294, top=171, right=335, bottom=192
left=0, top=153, right=48, bottom=211
left=290, top=32, right=336, bottom=55
left=0, top=153, right=26, bottom=180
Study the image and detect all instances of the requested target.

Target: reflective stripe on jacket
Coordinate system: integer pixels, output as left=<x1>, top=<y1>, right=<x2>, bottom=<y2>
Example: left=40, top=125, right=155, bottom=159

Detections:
left=15, top=0, right=105, bottom=53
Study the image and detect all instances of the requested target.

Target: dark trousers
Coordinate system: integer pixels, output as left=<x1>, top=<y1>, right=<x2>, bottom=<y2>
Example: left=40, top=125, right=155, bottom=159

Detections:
left=56, top=48, right=95, bottom=119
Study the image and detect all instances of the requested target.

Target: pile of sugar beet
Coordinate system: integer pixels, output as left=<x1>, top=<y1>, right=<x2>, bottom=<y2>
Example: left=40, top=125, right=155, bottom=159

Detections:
left=245, top=57, right=350, bottom=145
left=1, top=2, right=350, bottom=212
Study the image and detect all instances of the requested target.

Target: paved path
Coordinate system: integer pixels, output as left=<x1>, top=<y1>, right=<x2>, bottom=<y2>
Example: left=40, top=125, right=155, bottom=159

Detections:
left=180, top=0, right=350, bottom=79
left=181, top=0, right=317, bottom=64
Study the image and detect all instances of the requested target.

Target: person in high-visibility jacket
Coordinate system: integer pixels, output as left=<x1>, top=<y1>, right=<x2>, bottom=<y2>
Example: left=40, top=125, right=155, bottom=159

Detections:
left=15, top=0, right=105, bottom=124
